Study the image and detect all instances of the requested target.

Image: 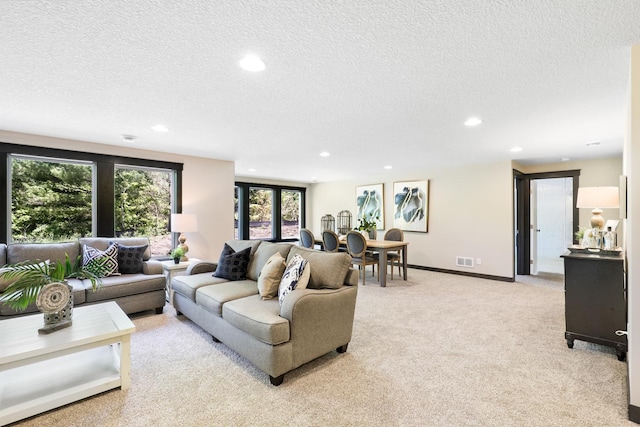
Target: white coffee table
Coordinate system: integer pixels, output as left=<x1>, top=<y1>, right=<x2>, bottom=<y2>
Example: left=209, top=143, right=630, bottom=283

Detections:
left=0, top=301, right=136, bottom=426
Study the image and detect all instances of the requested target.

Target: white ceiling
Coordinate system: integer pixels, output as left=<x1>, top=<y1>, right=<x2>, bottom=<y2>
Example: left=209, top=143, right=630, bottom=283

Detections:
left=1, top=1, right=639, bottom=183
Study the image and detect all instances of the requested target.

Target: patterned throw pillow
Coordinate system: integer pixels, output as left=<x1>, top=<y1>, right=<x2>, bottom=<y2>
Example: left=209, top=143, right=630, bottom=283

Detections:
left=278, top=254, right=309, bottom=305
left=82, top=243, right=119, bottom=277
left=213, top=243, right=251, bottom=281
left=115, top=244, right=148, bottom=274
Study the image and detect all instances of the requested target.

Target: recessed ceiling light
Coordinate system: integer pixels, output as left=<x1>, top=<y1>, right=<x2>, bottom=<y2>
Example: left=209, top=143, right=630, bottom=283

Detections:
left=122, top=134, right=137, bottom=143
left=561, top=157, right=570, bottom=162
left=152, top=124, right=169, bottom=132
left=464, top=117, right=482, bottom=127
left=311, top=176, right=318, bottom=182
left=319, top=152, right=330, bottom=157
left=510, top=147, right=523, bottom=153
left=384, top=165, right=392, bottom=170
left=586, top=140, right=601, bottom=146
left=239, top=55, right=266, bottom=72
left=248, top=168, right=256, bottom=172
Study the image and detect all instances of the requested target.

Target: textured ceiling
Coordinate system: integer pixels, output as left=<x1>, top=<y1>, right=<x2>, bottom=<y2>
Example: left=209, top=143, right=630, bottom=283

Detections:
left=1, top=1, right=639, bottom=182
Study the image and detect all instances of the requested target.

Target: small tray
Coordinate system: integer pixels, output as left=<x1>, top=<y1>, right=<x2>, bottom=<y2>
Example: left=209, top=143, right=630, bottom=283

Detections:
left=567, top=245, right=622, bottom=255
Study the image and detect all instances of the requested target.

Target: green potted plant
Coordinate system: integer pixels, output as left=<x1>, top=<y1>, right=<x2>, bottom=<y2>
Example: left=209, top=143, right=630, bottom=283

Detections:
left=0, top=254, right=104, bottom=333
left=170, top=247, right=185, bottom=264
left=356, top=212, right=379, bottom=239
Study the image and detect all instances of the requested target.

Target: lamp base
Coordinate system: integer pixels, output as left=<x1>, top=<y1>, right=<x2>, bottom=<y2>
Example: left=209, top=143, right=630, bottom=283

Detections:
left=178, top=233, right=189, bottom=261
left=589, top=208, right=604, bottom=230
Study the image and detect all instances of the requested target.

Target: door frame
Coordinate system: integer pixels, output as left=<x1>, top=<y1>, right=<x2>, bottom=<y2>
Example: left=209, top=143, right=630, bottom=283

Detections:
left=514, top=169, right=580, bottom=275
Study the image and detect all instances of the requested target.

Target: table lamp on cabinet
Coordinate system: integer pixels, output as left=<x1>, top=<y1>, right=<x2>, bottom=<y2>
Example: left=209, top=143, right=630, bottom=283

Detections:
left=576, top=186, right=619, bottom=229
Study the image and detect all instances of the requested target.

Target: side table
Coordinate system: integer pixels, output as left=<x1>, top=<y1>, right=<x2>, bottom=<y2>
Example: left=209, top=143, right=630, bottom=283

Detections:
left=161, top=258, right=200, bottom=304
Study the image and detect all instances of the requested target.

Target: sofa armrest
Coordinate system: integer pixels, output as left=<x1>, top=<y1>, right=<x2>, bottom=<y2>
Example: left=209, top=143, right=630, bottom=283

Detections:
left=186, top=261, right=217, bottom=275
left=143, top=260, right=163, bottom=275
left=280, top=286, right=358, bottom=365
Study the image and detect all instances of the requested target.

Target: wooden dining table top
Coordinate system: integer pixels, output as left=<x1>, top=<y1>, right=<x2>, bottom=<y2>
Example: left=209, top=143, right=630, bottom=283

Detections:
left=316, top=236, right=408, bottom=249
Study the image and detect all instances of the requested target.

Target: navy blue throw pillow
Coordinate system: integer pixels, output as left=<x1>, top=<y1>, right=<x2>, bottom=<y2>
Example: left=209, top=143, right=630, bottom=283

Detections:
left=115, top=244, right=148, bottom=274
left=213, top=244, right=251, bottom=281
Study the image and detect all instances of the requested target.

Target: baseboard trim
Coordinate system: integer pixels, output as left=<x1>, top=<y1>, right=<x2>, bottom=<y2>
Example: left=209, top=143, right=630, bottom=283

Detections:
left=629, top=404, right=640, bottom=424
left=408, top=264, right=514, bottom=283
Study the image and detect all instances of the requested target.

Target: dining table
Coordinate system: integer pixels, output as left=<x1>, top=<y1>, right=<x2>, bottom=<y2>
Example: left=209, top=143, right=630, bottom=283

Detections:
left=315, top=236, right=408, bottom=287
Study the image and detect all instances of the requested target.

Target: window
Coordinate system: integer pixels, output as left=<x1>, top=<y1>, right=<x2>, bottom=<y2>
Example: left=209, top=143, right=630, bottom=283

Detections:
left=1, top=143, right=183, bottom=248
left=235, top=182, right=305, bottom=241
left=281, top=190, right=301, bottom=239
left=10, top=155, right=93, bottom=243
left=249, top=187, right=273, bottom=239
left=115, top=166, right=174, bottom=256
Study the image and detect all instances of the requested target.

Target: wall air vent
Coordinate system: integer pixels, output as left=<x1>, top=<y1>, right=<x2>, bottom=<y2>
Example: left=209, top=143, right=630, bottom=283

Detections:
left=456, top=256, right=474, bottom=268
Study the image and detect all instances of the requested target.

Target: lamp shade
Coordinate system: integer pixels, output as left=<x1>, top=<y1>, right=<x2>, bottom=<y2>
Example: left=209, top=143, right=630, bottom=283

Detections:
left=171, top=213, right=198, bottom=232
left=576, top=187, right=619, bottom=209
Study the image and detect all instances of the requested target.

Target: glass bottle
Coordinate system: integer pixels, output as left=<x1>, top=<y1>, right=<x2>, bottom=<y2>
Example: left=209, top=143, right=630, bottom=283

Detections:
left=604, top=226, right=616, bottom=250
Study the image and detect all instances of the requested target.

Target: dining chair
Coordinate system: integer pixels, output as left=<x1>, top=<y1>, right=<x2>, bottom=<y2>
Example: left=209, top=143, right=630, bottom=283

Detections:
left=384, top=228, right=404, bottom=280
left=322, top=230, right=341, bottom=252
left=346, top=231, right=378, bottom=285
left=299, top=228, right=316, bottom=249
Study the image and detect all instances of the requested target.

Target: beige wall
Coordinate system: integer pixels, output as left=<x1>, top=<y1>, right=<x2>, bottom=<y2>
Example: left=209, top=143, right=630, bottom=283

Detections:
left=0, top=130, right=235, bottom=261
left=625, top=44, right=640, bottom=413
left=514, top=156, right=623, bottom=231
left=311, top=160, right=515, bottom=278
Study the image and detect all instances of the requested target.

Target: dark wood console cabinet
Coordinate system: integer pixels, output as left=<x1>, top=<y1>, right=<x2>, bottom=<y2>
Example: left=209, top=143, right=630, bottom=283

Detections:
left=562, top=252, right=627, bottom=361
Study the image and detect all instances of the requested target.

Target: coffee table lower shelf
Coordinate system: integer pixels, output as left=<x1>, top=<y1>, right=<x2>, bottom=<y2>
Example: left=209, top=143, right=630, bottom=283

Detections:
left=0, top=302, right=135, bottom=426
left=1, top=346, right=122, bottom=425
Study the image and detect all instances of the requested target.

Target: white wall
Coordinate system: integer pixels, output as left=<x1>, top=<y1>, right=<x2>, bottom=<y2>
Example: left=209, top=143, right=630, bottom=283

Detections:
left=625, top=44, right=640, bottom=416
left=0, top=130, right=235, bottom=261
left=311, top=160, right=515, bottom=278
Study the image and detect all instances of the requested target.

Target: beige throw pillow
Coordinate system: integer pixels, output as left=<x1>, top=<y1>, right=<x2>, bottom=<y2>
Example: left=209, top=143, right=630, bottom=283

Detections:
left=258, top=252, right=286, bottom=300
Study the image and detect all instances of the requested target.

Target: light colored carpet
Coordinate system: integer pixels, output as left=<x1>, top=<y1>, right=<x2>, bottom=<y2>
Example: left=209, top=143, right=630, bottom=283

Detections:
left=12, top=269, right=634, bottom=426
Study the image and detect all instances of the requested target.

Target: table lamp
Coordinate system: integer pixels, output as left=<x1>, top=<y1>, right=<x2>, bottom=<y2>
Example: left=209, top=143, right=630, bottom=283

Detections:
left=171, top=213, right=198, bottom=261
left=576, top=186, right=619, bottom=229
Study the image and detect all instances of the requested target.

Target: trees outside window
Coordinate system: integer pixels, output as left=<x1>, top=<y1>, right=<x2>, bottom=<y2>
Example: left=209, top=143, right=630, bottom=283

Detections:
left=115, top=166, right=173, bottom=256
left=10, top=156, right=93, bottom=242
left=249, top=188, right=273, bottom=240
left=281, top=190, right=301, bottom=238
left=235, top=182, right=305, bottom=241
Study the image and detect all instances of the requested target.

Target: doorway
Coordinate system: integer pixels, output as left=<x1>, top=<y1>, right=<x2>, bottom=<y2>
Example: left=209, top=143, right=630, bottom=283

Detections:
left=514, top=170, right=580, bottom=276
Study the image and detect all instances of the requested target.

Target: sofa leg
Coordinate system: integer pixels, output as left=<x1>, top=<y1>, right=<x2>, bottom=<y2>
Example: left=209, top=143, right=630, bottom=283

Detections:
left=211, top=335, right=221, bottom=343
left=336, top=344, right=349, bottom=353
left=176, top=310, right=182, bottom=316
left=155, top=307, right=163, bottom=315
left=269, top=374, right=284, bottom=386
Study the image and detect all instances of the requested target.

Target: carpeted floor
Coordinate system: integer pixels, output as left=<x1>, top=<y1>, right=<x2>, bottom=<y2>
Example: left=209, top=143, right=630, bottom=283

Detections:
left=11, top=269, right=634, bottom=426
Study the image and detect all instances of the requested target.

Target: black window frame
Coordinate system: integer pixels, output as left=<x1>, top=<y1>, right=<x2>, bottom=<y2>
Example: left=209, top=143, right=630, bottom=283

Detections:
left=235, top=181, right=306, bottom=242
left=0, top=142, right=183, bottom=243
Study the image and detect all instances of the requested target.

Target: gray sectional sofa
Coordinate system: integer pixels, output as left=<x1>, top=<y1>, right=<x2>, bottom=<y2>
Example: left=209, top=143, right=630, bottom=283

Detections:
left=0, top=237, right=166, bottom=318
left=171, top=240, right=358, bottom=385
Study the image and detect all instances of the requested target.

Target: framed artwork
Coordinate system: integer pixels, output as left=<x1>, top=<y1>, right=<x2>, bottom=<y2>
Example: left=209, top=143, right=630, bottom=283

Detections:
left=393, top=180, right=429, bottom=232
left=355, top=183, right=384, bottom=229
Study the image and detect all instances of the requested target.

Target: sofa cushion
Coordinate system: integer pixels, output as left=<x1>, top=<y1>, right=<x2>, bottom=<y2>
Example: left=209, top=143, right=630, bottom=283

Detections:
left=286, top=246, right=351, bottom=289
left=196, top=280, right=259, bottom=316
left=213, top=244, right=251, bottom=281
left=79, top=237, right=152, bottom=260
left=257, top=252, right=286, bottom=300
left=222, top=295, right=290, bottom=345
left=83, top=274, right=165, bottom=302
left=278, top=254, right=309, bottom=305
left=116, top=244, right=148, bottom=274
left=0, top=243, right=7, bottom=266
left=172, top=274, right=228, bottom=301
left=82, top=243, right=120, bottom=277
left=7, top=241, right=81, bottom=265
left=247, top=241, right=292, bottom=281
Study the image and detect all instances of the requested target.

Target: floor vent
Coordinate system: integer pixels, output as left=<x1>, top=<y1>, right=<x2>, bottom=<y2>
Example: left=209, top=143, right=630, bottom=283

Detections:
left=456, top=256, right=474, bottom=268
